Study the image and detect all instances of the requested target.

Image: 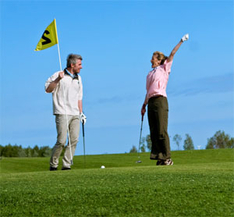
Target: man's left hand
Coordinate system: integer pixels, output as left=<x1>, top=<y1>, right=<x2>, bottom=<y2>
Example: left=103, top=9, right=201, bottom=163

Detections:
left=80, top=113, right=87, bottom=124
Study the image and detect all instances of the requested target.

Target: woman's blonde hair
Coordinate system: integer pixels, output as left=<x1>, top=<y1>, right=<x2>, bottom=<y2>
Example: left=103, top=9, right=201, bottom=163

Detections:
left=153, top=51, right=168, bottom=65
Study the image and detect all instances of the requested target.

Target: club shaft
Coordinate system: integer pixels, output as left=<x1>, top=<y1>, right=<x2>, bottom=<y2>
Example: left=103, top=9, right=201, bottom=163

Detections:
left=138, top=116, right=144, bottom=159
left=82, top=122, right=86, bottom=168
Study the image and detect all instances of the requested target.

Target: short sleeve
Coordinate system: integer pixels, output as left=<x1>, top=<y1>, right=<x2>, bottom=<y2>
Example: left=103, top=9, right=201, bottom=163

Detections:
left=163, top=59, right=173, bottom=74
left=45, top=72, right=59, bottom=93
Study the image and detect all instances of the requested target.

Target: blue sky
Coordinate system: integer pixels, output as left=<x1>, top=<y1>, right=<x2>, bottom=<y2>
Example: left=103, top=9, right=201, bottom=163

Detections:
left=0, top=0, right=233, bottom=155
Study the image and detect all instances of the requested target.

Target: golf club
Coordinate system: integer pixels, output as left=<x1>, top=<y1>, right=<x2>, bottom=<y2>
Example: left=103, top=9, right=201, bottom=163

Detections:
left=82, top=121, right=86, bottom=168
left=68, top=131, right=73, bottom=165
left=136, top=115, right=144, bottom=163
left=65, top=116, right=73, bottom=165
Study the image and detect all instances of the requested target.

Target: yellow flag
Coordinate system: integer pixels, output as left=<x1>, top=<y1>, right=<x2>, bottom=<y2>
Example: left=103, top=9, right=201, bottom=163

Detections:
left=35, top=19, right=58, bottom=51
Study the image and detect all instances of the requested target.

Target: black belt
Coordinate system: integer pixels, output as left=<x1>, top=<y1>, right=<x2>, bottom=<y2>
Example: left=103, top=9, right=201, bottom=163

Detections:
left=150, top=95, right=163, bottom=100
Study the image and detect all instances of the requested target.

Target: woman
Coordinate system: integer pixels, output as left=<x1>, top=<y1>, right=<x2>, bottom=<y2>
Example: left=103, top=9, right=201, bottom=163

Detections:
left=141, top=34, right=189, bottom=166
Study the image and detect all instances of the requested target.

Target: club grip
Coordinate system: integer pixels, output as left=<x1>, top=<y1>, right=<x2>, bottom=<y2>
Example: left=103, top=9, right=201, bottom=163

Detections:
left=82, top=123, right=85, bottom=137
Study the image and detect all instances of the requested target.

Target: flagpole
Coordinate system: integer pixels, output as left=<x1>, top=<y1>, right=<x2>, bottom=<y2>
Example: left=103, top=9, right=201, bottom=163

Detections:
left=57, top=43, right=62, bottom=71
left=55, top=18, right=62, bottom=71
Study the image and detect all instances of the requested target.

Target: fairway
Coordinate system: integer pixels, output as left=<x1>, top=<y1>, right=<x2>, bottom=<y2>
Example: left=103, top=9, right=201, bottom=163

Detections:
left=1, top=149, right=234, bottom=216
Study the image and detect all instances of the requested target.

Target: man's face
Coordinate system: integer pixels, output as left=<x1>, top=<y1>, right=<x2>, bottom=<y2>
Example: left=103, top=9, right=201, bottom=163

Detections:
left=72, top=59, right=82, bottom=74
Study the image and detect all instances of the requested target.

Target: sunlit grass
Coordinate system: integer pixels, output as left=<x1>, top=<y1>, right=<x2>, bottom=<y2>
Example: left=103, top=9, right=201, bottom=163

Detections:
left=0, top=149, right=233, bottom=216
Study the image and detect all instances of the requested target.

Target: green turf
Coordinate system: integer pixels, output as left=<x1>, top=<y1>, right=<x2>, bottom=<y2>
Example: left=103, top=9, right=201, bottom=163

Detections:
left=0, top=149, right=234, bottom=216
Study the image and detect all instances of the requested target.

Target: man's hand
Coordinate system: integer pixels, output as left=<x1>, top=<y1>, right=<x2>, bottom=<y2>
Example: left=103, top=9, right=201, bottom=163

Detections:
left=181, top=34, right=189, bottom=42
left=80, top=112, right=87, bottom=124
left=58, top=71, right=64, bottom=80
left=45, top=71, right=64, bottom=93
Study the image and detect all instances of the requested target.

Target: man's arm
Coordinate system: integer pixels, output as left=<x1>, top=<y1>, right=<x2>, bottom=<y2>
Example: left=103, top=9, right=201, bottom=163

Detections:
left=78, top=100, right=82, bottom=113
left=46, top=71, right=64, bottom=93
left=167, top=34, right=189, bottom=62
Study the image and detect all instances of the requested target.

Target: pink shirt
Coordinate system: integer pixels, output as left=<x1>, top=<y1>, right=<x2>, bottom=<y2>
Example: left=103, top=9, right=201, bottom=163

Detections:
left=146, top=60, right=173, bottom=102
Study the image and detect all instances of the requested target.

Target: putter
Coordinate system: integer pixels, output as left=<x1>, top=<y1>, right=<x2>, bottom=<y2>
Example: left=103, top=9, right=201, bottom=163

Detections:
left=136, top=115, right=144, bottom=163
left=82, top=121, right=86, bottom=168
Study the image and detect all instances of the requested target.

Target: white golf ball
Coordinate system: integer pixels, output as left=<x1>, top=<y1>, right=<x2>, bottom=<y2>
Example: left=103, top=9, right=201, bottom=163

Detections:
left=101, top=165, right=105, bottom=169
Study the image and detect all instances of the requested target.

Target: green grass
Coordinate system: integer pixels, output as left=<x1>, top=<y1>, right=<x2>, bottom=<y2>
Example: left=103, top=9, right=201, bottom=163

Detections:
left=1, top=149, right=234, bottom=217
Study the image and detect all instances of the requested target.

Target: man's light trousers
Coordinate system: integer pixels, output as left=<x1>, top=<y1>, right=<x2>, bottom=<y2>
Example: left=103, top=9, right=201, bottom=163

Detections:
left=50, top=114, right=80, bottom=169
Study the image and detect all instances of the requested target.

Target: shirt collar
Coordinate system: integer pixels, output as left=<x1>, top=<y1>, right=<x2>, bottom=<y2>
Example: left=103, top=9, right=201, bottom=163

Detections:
left=152, top=66, right=158, bottom=72
left=65, top=69, right=78, bottom=79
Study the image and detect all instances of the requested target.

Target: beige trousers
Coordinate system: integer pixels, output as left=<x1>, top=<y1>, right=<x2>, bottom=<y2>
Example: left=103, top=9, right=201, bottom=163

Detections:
left=50, top=114, right=80, bottom=168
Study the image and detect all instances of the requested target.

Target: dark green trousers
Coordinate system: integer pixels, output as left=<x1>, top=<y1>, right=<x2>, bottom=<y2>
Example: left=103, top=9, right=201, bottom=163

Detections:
left=147, top=96, right=171, bottom=160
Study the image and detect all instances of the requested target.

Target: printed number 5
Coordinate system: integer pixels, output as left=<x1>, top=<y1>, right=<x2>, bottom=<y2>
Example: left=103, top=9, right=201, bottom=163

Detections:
left=42, top=30, right=51, bottom=45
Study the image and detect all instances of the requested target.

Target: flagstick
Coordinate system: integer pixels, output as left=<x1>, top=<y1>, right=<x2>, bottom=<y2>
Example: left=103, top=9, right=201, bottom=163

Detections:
left=57, top=42, right=73, bottom=166
left=57, top=42, right=62, bottom=71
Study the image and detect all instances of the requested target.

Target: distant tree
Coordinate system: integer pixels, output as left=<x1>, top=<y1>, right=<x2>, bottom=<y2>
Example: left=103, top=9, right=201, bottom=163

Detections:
left=146, top=135, right=152, bottom=151
left=18, top=145, right=27, bottom=157
left=206, top=130, right=234, bottom=149
left=12, top=145, right=20, bottom=157
left=173, top=134, right=182, bottom=150
left=130, top=145, right=138, bottom=153
left=140, top=144, right=146, bottom=153
left=183, top=134, right=194, bottom=150
left=32, top=145, right=39, bottom=157
left=227, top=138, right=234, bottom=149
left=1, top=144, right=19, bottom=157
left=25, top=146, right=32, bottom=157
left=206, top=137, right=215, bottom=149
left=0, top=144, right=52, bottom=157
left=39, top=146, right=52, bottom=157
left=139, top=137, right=146, bottom=153
left=1, top=144, right=11, bottom=157
left=45, top=146, right=52, bottom=157
left=0, top=145, right=3, bottom=156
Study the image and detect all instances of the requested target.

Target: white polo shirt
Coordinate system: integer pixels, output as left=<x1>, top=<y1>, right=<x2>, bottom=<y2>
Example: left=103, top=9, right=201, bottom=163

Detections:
left=45, top=71, right=83, bottom=115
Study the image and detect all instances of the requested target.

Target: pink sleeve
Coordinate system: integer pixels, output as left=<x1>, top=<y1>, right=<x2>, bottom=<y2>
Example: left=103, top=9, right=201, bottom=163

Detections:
left=163, top=59, right=173, bottom=74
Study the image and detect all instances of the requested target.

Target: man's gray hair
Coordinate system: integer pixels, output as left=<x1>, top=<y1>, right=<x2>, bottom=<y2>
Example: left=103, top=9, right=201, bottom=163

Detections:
left=66, top=54, right=83, bottom=68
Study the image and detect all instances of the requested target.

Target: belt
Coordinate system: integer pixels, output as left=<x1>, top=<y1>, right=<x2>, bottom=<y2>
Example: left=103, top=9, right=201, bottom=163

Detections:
left=149, top=95, right=163, bottom=100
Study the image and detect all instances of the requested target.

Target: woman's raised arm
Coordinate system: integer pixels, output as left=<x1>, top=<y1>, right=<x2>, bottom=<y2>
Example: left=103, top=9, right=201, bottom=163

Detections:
left=167, top=34, right=189, bottom=62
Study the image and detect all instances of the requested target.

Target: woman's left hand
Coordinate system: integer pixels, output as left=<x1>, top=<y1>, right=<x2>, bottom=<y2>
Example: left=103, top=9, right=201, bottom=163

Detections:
left=141, top=104, right=146, bottom=117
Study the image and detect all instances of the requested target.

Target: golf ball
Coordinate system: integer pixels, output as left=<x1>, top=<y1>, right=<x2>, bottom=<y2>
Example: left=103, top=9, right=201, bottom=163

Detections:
left=101, top=165, right=105, bottom=169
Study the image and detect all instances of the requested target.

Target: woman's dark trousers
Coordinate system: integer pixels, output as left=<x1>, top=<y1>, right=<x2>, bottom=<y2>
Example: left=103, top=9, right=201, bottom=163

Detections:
left=148, top=96, right=171, bottom=160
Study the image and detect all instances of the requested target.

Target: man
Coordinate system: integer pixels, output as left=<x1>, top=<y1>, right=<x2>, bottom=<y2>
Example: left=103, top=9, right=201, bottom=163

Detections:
left=45, top=54, right=86, bottom=171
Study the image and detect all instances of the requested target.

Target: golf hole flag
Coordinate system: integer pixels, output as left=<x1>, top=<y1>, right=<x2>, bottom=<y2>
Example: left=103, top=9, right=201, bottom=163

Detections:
left=35, top=19, right=58, bottom=51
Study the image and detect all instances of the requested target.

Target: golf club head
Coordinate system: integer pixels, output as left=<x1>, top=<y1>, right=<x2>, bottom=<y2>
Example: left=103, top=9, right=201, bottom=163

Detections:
left=136, top=160, right=142, bottom=163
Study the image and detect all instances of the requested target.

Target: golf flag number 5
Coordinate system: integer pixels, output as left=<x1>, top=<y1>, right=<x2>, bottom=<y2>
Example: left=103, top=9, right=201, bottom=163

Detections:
left=35, top=19, right=58, bottom=51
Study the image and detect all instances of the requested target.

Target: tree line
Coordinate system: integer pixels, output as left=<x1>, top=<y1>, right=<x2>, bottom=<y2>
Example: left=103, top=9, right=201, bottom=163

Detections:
left=0, top=144, right=52, bottom=157
left=1, top=130, right=233, bottom=157
left=130, top=130, right=234, bottom=153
